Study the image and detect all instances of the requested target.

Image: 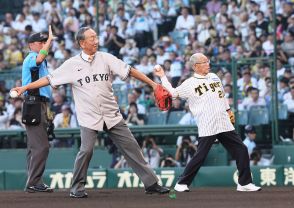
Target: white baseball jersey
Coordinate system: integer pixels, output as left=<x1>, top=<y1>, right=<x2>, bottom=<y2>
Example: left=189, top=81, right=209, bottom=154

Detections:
left=47, top=51, right=130, bottom=131
left=161, top=72, right=235, bottom=137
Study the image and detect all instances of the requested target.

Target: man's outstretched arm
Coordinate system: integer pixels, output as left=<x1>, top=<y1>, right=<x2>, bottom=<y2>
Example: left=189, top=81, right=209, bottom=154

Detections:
left=129, top=67, right=157, bottom=89
left=11, top=77, right=50, bottom=97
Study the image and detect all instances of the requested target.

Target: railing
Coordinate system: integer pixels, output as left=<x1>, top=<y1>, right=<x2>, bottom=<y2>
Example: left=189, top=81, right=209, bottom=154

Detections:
left=0, top=125, right=198, bottom=149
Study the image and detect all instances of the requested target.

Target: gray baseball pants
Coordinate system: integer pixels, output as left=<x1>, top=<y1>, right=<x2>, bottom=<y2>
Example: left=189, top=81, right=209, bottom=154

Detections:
left=25, top=102, right=50, bottom=188
left=70, top=119, right=158, bottom=193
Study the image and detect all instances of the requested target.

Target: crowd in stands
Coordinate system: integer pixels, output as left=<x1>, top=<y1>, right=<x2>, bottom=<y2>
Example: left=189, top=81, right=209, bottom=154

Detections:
left=0, top=0, right=293, bottom=167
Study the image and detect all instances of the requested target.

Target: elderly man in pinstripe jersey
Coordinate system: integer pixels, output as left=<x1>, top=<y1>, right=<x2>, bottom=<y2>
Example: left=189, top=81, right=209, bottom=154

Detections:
left=154, top=53, right=261, bottom=192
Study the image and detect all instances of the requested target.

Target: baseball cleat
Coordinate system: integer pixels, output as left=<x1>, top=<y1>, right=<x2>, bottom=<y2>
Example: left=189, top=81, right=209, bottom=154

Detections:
left=70, top=191, right=88, bottom=198
left=174, top=183, right=190, bottom=192
left=145, top=183, right=170, bottom=194
left=237, top=183, right=261, bottom=192
left=25, top=184, right=53, bottom=193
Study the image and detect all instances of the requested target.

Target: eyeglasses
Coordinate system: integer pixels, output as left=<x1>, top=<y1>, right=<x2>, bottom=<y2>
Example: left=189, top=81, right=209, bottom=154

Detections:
left=195, top=60, right=210, bottom=65
left=85, top=35, right=99, bottom=41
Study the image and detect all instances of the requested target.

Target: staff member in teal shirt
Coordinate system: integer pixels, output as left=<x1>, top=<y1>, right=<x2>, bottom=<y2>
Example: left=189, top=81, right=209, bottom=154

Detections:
left=22, top=26, right=54, bottom=193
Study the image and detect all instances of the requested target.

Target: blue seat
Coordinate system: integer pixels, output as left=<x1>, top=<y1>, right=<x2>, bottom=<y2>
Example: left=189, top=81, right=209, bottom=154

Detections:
left=148, top=107, right=160, bottom=113
left=167, top=111, right=186, bottom=124
left=237, top=110, right=248, bottom=125
left=278, top=104, right=288, bottom=120
left=146, top=112, right=168, bottom=125
left=248, top=106, right=269, bottom=125
left=269, top=103, right=288, bottom=120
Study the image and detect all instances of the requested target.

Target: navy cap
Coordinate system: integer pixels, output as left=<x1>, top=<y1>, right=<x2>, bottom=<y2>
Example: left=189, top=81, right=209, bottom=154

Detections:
left=28, top=32, right=48, bottom=43
left=245, top=125, right=256, bottom=133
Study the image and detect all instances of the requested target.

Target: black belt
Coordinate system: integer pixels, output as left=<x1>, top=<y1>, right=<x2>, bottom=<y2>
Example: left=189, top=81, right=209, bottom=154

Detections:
left=25, top=95, right=50, bottom=102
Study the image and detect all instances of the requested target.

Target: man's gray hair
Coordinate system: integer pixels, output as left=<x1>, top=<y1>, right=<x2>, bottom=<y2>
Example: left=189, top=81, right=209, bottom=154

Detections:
left=76, top=27, right=91, bottom=47
left=189, top=53, right=206, bottom=65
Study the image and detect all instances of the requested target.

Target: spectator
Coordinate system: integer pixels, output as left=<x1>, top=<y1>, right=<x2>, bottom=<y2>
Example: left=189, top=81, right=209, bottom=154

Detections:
left=237, top=70, right=258, bottom=97
left=283, top=77, right=294, bottom=101
left=4, top=39, right=23, bottom=67
left=256, top=11, right=269, bottom=37
left=155, top=46, right=169, bottom=65
left=243, top=125, right=257, bottom=156
left=104, top=25, right=125, bottom=58
left=174, top=6, right=195, bottom=31
left=0, top=95, right=9, bottom=129
left=8, top=107, right=24, bottom=130
left=257, top=64, right=270, bottom=97
left=128, top=5, right=153, bottom=48
left=12, top=13, right=31, bottom=33
left=63, top=8, right=79, bottom=34
left=278, top=77, right=290, bottom=102
left=158, top=0, right=177, bottom=37
left=283, top=85, right=294, bottom=115
left=168, top=98, right=184, bottom=112
left=127, top=93, right=146, bottom=115
left=80, top=12, right=95, bottom=28
left=161, top=154, right=180, bottom=167
left=142, top=136, right=163, bottom=168
left=50, top=92, right=66, bottom=115
left=281, top=32, right=294, bottom=67
left=240, top=87, right=266, bottom=110
left=206, top=0, right=221, bottom=17
left=52, top=104, right=77, bottom=147
left=98, top=14, right=110, bottom=36
left=134, top=55, right=152, bottom=76
left=175, top=136, right=197, bottom=167
left=111, top=7, right=130, bottom=29
left=53, top=104, right=77, bottom=128
left=262, top=33, right=274, bottom=56
left=117, top=19, right=135, bottom=40
left=31, top=12, right=47, bottom=32
left=169, top=52, right=183, bottom=87
left=7, top=97, right=23, bottom=120
left=29, top=0, right=43, bottom=14
left=259, top=77, right=272, bottom=105
left=125, top=102, right=145, bottom=126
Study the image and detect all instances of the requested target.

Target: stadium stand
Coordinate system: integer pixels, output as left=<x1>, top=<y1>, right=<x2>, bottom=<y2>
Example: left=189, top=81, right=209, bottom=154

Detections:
left=0, top=0, right=293, bottom=168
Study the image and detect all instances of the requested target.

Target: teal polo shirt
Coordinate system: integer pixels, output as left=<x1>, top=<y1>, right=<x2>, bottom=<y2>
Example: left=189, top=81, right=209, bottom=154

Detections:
left=22, top=51, right=51, bottom=98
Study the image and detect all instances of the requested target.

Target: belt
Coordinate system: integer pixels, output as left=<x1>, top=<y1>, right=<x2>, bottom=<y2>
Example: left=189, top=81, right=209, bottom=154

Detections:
left=25, top=95, right=50, bottom=102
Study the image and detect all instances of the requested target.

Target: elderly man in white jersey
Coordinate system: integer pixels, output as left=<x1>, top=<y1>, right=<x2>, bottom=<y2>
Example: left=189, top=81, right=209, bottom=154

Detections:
left=154, top=53, right=261, bottom=192
left=11, top=27, right=170, bottom=198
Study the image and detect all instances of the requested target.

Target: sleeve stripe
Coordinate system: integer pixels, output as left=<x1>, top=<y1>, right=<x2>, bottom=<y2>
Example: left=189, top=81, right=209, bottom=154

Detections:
left=121, top=65, right=131, bottom=81
left=47, top=75, right=58, bottom=89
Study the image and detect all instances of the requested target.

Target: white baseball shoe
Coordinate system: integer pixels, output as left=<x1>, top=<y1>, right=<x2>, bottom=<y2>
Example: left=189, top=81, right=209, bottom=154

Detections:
left=237, top=183, right=261, bottom=192
left=174, top=183, right=190, bottom=192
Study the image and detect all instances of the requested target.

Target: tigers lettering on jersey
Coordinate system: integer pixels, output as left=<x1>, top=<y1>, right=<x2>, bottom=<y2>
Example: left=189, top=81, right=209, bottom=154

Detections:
left=160, top=73, right=235, bottom=137
left=77, top=73, right=110, bottom=86
left=194, top=81, right=222, bottom=96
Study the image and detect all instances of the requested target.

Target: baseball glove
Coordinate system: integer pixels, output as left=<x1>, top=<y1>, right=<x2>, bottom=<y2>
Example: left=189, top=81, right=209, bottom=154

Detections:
left=228, top=111, right=235, bottom=125
left=154, top=84, right=172, bottom=111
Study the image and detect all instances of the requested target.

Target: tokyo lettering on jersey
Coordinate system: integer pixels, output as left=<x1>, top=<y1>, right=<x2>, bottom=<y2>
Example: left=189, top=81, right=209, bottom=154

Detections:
left=47, top=51, right=130, bottom=131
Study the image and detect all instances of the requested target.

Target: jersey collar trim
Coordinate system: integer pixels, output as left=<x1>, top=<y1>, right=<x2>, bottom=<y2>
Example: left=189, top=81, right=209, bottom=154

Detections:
left=193, top=73, right=209, bottom=79
left=81, top=51, right=95, bottom=62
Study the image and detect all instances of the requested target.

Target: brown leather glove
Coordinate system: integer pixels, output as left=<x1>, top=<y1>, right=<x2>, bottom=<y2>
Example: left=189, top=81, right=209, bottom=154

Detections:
left=228, top=110, right=235, bottom=125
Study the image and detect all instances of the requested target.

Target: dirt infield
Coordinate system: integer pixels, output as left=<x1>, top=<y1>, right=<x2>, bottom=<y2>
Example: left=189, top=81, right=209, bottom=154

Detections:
left=1, top=187, right=293, bottom=208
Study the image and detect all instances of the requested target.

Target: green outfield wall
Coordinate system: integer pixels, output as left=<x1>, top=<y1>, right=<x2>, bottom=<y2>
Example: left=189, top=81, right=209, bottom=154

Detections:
left=1, top=166, right=294, bottom=190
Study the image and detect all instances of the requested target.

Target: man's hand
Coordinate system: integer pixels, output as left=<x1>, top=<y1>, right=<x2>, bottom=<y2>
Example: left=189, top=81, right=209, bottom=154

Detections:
left=154, top=65, right=165, bottom=78
left=227, top=110, right=235, bottom=125
left=48, top=25, right=56, bottom=41
left=10, top=86, right=27, bottom=97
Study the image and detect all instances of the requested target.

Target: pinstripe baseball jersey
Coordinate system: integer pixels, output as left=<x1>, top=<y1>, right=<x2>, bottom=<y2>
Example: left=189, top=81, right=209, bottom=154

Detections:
left=47, top=51, right=130, bottom=131
left=161, top=72, right=234, bottom=137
